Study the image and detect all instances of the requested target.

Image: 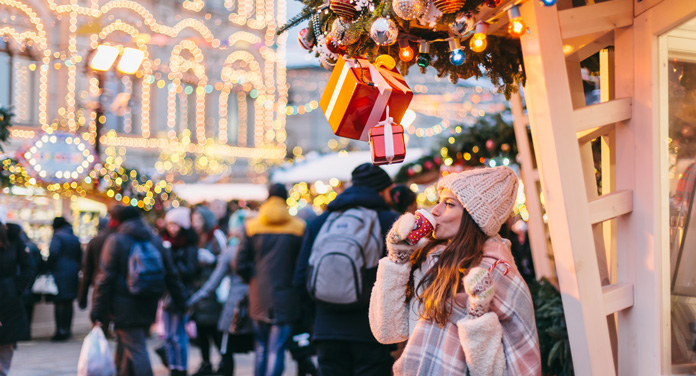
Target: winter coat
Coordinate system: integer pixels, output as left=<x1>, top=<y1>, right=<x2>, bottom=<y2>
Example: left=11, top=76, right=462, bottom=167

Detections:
left=47, top=225, right=82, bottom=301
left=369, top=237, right=542, bottom=376
left=161, top=228, right=199, bottom=294
left=90, top=218, right=187, bottom=329
left=188, top=243, right=250, bottom=334
left=236, top=197, right=305, bottom=325
left=0, top=225, right=34, bottom=345
left=294, top=185, right=399, bottom=343
left=78, top=228, right=114, bottom=308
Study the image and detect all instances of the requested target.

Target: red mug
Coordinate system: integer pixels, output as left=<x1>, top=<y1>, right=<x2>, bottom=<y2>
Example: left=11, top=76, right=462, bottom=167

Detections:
left=406, top=209, right=437, bottom=245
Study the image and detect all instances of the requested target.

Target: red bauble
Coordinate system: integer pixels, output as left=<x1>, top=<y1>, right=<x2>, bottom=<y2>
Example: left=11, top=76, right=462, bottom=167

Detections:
left=297, top=27, right=315, bottom=50
left=330, top=0, right=358, bottom=21
left=432, top=0, right=466, bottom=14
left=485, top=139, right=496, bottom=151
left=485, top=0, right=502, bottom=7
left=424, top=161, right=434, bottom=169
left=325, top=35, right=345, bottom=54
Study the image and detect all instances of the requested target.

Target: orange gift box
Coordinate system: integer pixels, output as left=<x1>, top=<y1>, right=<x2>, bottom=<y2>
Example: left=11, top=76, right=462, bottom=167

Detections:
left=369, top=119, right=406, bottom=165
left=320, top=56, right=413, bottom=141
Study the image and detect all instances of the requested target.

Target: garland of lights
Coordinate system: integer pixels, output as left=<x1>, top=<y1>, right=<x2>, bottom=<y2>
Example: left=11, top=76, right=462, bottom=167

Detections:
left=280, top=0, right=558, bottom=98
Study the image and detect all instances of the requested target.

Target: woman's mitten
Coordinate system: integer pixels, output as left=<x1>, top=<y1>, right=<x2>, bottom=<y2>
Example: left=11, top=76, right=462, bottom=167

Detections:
left=386, top=213, right=427, bottom=264
left=463, top=267, right=495, bottom=318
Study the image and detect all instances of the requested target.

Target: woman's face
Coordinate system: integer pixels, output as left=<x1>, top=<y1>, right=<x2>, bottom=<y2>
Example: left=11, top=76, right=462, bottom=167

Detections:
left=430, top=188, right=464, bottom=240
left=191, top=212, right=205, bottom=234
left=166, top=222, right=181, bottom=237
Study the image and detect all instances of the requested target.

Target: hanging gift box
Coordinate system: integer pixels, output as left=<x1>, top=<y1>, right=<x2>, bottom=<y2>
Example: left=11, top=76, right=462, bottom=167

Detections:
left=320, top=56, right=413, bottom=141
left=369, top=108, right=406, bottom=165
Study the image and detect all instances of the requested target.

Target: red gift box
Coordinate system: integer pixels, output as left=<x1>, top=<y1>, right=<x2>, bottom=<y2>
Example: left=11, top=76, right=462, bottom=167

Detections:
left=369, top=114, right=406, bottom=165
left=320, top=56, right=413, bottom=141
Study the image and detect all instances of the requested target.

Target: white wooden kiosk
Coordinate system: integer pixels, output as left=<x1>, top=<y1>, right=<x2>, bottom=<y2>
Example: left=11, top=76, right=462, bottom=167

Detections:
left=516, top=0, right=696, bottom=374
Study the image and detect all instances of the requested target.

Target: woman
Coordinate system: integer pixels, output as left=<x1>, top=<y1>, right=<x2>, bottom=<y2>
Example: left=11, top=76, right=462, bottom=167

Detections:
left=161, top=207, right=199, bottom=376
left=190, top=206, right=225, bottom=376
left=47, top=217, right=82, bottom=342
left=0, top=212, right=33, bottom=376
left=369, top=167, right=541, bottom=375
left=187, top=209, right=255, bottom=376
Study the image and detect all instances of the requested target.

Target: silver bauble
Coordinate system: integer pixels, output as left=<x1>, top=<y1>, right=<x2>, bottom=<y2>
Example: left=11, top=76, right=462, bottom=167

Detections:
left=331, top=18, right=360, bottom=46
left=370, top=17, right=399, bottom=46
left=417, top=1, right=442, bottom=28
left=449, top=16, right=473, bottom=36
left=392, top=0, right=428, bottom=20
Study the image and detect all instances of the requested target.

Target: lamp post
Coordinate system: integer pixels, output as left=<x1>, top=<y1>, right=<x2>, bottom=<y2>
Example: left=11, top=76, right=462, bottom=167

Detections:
left=87, top=44, right=144, bottom=157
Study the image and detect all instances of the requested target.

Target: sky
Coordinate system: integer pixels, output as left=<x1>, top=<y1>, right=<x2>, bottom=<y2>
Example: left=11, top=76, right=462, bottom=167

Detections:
left=284, top=1, right=321, bottom=68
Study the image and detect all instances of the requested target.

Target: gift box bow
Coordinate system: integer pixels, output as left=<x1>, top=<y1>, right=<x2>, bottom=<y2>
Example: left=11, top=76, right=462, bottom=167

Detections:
left=376, top=106, right=398, bottom=163
left=325, top=57, right=410, bottom=141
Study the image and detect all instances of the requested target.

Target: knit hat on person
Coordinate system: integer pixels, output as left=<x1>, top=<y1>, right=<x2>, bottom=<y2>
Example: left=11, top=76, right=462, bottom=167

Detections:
left=351, top=163, right=393, bottom=192
left=194, top=206, right=217, bottom=233
left=165, top=207, right=192, bottom=229
left=52, top=217, right=71, bottom=230
left=437, top=166, right=519, bottom=237
left=268, top=183, right=288, bottom=200
left=116, top=206, right=142, bottom=223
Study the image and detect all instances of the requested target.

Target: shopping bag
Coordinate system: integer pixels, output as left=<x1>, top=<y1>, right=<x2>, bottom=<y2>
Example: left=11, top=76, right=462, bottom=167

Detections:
left=32, top=274, right=58, bottom=295
left=77, top=327, right=116, bottom=376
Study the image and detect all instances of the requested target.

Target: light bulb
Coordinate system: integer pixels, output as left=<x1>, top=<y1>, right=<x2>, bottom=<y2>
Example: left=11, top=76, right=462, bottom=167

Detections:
left=540, top=0, right=556, bottom=5
left=398, top=39, right=414, bottom=62
left=417, top=41, right=430, bottom=68
left=507, top=6, right=527, bottom=38
left=469, top=23, right=488, bottom=53
left=449, top=39, right=465, bottom=66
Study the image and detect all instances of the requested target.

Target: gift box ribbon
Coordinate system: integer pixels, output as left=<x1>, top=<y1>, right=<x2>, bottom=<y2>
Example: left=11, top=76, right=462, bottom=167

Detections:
left=325, top=58, right=410, bottom=141
left=378, top=106, right=395, bottom=163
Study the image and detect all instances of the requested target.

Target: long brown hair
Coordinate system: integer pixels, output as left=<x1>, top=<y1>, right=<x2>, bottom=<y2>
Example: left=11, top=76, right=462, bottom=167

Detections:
left=406, top=208, right=488, bottom=326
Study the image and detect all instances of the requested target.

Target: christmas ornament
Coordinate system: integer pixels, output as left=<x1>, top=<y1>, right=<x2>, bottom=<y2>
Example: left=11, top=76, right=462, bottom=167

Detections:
left=433, top=0, right=465, bottom=14
left=398, top=39, right=414, bottom=62
left=540, top=0, right=556, bottom=5
left=486, top=139, right=496, bottom=151
left=416, top=41, right=431, bottom=68
left=325, top=34, right=346, bottom=54
left=330, top=0, right=358, bottom=21
left=417, top=1, right=442, bottom=28
left=507, top=6, right=527, bottom=38
left=330, top=18, right=360, bottom=46
left=354, top=0, right=375, bottom=12
left=485, top=0, right=502, bottom=7
left=297, top=27, right=315, bottom=50
left=375, top=54, right=397, bottom=70
left=392, top=0, right=428, bottom=21
left=370, top=17, right=398, bottom=46
left=449, top=16, right=473, bottom=37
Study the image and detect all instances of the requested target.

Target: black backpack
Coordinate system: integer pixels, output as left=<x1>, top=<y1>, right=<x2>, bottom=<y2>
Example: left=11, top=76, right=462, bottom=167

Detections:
left=126, top=239, right=166, bottom=297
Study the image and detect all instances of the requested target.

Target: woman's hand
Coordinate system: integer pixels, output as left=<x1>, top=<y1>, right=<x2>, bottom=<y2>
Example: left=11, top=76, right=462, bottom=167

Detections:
left=386, top=213, right=427, bottom=264
left=463, top=267, right=495, bottom=318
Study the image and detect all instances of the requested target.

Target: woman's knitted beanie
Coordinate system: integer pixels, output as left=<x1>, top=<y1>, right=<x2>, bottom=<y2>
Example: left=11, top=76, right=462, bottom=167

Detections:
left=437, top=166, right=519, bottom=237
left=165, top=207, right=192, bottom=230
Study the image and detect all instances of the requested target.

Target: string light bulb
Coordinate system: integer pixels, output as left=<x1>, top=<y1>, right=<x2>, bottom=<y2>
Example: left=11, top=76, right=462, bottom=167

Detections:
left=398, top=39, right=414, bottom=62
left=469, top=23, right=488, bottom=53
left=540, top=0, right=556, bottom=5
left=507, top=6, right=527, bottom=38
left=417, top=41, right=431, bottom=68
left=449, top=39, right=465, bottom=66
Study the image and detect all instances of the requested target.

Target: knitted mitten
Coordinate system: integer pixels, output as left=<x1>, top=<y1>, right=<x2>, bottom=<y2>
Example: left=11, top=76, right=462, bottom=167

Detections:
left=386, top=213, right=427, bottom=264
left=463, top=267, right=495, bottom=318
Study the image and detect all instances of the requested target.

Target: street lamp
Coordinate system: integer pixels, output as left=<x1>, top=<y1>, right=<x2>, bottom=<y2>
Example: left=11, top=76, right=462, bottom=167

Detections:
left=87, top=45, right=145, bottom=157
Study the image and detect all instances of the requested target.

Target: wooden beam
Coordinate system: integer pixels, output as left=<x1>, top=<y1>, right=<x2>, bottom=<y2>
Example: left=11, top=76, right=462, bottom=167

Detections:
left=565, top=31, right=615, bottom=62
left=588, top=190, right=633, bottom=224
left=602, top=283, right=634, bottom=315
left=577, top=122, right=615, bottom=144
left=559, top=0, right=633, bottom=40
left=573, top=98, right=632, bottom=133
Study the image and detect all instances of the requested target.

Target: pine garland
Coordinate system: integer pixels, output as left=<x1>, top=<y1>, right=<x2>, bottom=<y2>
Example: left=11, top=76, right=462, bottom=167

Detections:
left=280, top=0, right=526, bottom=97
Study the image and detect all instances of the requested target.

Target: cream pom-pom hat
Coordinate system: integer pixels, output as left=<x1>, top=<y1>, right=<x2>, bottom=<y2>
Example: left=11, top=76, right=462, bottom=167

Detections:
left=437, top=166, right=519, bottom=237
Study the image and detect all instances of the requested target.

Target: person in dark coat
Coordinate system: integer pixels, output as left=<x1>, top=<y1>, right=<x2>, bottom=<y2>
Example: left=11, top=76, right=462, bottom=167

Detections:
left=0, top=209, right=34, bottom=376
left=47, top=216, right=82, bottom=341
left=160, top=207, right=199, bottom=376
left=78, top=205, right=126, bottom=310
left=236, top=184, right=306, bottom=376
left=294, top=163, right=399, bottom=376
left=91, top=206, right=187, bottom=376
left=190, top=206, right=225, bottom=376
left=14, top=224, right=41, bottom=339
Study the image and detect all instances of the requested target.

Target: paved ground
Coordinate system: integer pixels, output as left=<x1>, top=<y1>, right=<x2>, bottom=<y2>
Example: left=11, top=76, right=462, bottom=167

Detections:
left=10, top=332, right=300, bottom=376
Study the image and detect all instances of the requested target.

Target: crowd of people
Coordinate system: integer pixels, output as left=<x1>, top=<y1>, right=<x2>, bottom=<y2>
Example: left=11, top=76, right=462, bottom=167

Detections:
left=0, top=162, right=540, bottom=376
